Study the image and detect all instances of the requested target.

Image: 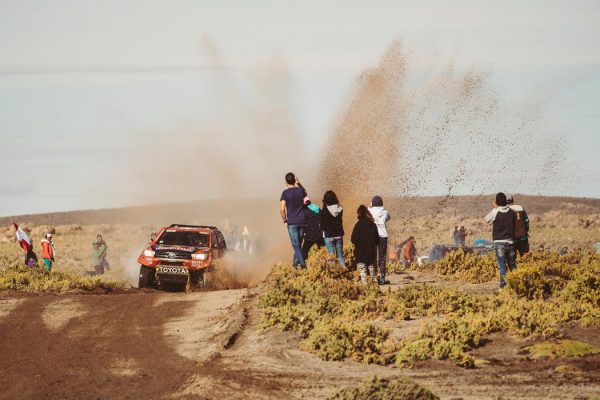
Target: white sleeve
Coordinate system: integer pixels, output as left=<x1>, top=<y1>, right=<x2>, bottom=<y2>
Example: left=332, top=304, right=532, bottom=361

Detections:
left=484, top=209, right=497, bottom=224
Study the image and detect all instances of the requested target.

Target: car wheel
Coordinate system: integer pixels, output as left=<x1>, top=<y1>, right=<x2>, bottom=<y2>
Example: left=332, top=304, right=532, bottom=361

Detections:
left=189, top=270, right=202, bottom=286
left=138, top=265, right=155, bottom=288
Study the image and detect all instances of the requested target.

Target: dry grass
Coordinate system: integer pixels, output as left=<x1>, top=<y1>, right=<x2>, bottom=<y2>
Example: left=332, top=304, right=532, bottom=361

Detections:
left=0, top=223, right=152, bottom=288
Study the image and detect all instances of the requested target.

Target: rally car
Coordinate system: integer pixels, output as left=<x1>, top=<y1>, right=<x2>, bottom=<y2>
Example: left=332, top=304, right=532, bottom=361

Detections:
left=137, top=224, right=227, bottom=289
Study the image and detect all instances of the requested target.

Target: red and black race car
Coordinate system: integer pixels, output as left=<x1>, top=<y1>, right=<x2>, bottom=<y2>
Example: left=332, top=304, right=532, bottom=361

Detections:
left=137, top=224, right=227, bottom=289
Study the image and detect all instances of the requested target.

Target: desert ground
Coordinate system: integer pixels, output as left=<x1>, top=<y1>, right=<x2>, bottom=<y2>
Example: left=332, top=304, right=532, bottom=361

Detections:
left=1, top=195, right=599, bottom=400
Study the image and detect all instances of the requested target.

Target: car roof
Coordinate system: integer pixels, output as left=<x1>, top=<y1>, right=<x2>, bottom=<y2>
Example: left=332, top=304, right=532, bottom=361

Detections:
left=162, top=224, right=219, bottom=233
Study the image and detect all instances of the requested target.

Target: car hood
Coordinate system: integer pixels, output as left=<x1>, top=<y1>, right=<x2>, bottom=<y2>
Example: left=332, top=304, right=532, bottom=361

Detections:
left=152, top=244, right=208, bottom=253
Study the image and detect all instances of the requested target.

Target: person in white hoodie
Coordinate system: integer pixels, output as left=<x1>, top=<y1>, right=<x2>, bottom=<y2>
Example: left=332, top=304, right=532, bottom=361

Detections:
left=368, top=195, right=391, bottom=285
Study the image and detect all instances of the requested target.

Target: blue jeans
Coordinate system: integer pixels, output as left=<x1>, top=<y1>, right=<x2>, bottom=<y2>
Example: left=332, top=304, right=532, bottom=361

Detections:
left=495, top=242, right=517, bottom=288
left=324, top=237, right=345, bottom=267
left=287, top=224, right=306, bottom=269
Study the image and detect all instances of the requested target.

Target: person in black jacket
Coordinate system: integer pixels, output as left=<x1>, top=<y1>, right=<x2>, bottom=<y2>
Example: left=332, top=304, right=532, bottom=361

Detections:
left=301, top=197, right=324, bottom=263
left=485, top=192, right=517, bottom=289
left=321, top=190, right=345, bottom=267
left=351, top=205, right=380, bottom=283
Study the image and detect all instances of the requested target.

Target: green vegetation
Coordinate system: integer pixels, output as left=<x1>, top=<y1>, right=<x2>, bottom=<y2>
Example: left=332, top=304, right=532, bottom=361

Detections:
left=416, top=247, right=497, bottom=283
left=327, top=376, right=439, bottom=400
left=0, top=264, right=125, bottom=293
left=259, top=248, right=600, bottom=368
left=554, top=364, right=586, bottom=378
left=524, top=340, right=600, bottom=359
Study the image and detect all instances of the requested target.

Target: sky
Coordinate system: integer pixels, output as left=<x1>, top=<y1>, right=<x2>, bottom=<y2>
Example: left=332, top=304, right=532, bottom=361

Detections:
left=0, top=0, right=599, bottom=216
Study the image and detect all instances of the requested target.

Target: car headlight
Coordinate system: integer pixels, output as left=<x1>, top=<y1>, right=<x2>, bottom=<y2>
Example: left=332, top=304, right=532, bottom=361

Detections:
left=192, top=253, right=208, bottom=261
left=143, top=249, right=155, bottom=257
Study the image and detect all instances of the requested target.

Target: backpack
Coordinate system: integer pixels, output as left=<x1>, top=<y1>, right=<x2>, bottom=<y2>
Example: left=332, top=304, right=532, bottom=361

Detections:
left=514, top=210, right=529, bottom=239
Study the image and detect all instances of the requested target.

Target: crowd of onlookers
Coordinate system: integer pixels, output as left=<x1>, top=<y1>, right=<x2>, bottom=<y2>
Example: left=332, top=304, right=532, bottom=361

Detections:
left=280, top=172, right=395, bottom=285
left=8, top=178, right=597, bottom=291
left=280, top=172, right=539, bottom=288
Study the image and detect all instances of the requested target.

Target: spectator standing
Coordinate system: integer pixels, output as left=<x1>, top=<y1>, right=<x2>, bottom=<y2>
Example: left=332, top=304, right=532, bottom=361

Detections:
left=25, top=248, right=38, bottom=267
left=41, top=233, right=56, bottom=272
left=91, top=234, right=108, bottom=275
left=403, top=236, right=417, bottom=266
left=301, top=197, right=324, bottom=263
left=506, top=193, right=530, bottom=256
left=321, top=190, right=345, bottom=267
left=485, top=192, right=517, bottom=289
left=459, top=226, right=467, bottom=246
left=368, top=195, right=391, bottom=285
left=13, top=221, right=37, bottom=267
left=280, top=172, right=307, bottom=269
left=453, top=226, right=461, bottom=245
left=351, top=205, right=379, bottom=283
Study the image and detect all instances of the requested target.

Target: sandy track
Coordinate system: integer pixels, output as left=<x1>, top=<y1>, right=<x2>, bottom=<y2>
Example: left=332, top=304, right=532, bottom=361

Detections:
left=1, top=285, right=599, bottom=400
left=0, top=290, right=247, bottom=400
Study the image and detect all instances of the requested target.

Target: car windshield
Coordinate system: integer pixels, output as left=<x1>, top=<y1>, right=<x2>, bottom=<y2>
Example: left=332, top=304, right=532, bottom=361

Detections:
left=157, top=231, right=209, bottom=247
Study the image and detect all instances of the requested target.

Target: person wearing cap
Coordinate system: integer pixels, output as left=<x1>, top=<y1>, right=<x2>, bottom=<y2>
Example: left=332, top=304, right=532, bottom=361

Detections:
left=368, top=195, right=391, bottom=285
left=280, top=172, right=307, bottom=269
left=506, top=193, right=530, bottom=256
left=301, top=197, right=324, bottom=263
left=41, top=233, right=56, bottom=272
left=485, top=192, right=517, bottom=289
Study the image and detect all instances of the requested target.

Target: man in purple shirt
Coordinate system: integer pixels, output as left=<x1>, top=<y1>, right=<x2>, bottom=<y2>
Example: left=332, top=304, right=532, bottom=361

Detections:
left=280, top=172, right=307, bottom=269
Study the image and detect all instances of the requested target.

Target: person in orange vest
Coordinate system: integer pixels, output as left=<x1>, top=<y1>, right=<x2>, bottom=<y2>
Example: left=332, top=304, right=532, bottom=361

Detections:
left=41, top=233, right=56, bottom=272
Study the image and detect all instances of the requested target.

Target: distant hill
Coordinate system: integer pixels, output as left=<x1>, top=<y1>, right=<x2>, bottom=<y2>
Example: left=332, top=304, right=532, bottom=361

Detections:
left=2, top=195, right=598, bottom=227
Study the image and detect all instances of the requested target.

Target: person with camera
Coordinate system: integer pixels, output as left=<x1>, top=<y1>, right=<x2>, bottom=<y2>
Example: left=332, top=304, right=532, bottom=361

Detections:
left=280, top=172, right=307, bottom=269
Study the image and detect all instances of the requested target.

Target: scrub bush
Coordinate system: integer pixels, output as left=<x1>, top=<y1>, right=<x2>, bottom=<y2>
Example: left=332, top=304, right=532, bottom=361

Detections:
left=327, top=376, right=439, bottom=400
left=259, top=248, right=600, bottom=369
left=0, top=264, right=125, bottom=293
left=417, top=248, right=497, bottom=283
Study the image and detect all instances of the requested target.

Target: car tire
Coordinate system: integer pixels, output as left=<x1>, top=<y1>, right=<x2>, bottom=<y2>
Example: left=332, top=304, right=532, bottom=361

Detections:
left=189, top=269, right=207, bottom=288
left=138, top=265, right=155, bottom=288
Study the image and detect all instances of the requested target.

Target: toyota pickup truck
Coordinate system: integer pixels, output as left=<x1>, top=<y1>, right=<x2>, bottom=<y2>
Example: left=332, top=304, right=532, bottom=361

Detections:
left=137, top=224, right=227, bottom=290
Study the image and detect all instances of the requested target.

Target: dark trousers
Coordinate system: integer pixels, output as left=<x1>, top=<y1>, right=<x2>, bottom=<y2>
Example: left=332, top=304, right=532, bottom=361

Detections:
left=302, top=238, right=325, bottom=261
left=515, top=239, right=529, bottom=256
left=378, top=237, right=388, bottom=277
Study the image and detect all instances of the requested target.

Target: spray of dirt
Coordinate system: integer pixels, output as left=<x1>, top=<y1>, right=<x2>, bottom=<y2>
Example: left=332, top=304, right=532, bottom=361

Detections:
left=319, top=41, right=566, bottom=230
left=111, top=40, right=567, bottom=285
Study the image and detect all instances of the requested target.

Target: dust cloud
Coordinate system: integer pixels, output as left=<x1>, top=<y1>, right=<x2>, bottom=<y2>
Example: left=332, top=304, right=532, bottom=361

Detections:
left=320, top=41, right=565, bottom=227
left=114, top=40, right=567, bottom=285
left=117, top=40, right=305, bottom=285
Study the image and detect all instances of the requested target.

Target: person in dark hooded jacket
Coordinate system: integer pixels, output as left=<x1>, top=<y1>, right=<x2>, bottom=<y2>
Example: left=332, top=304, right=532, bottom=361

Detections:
left=351, top=205, right=380, bottom=283
left=321, top=190, right=345, bottom=267
left=301, top=197, right=324, bottom=262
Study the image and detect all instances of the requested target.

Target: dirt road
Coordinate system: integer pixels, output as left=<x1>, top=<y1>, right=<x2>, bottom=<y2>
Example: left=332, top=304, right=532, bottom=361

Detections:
left=1, top=285, right=599, bottom=400
left=0, top=289, right=247, bottom=400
